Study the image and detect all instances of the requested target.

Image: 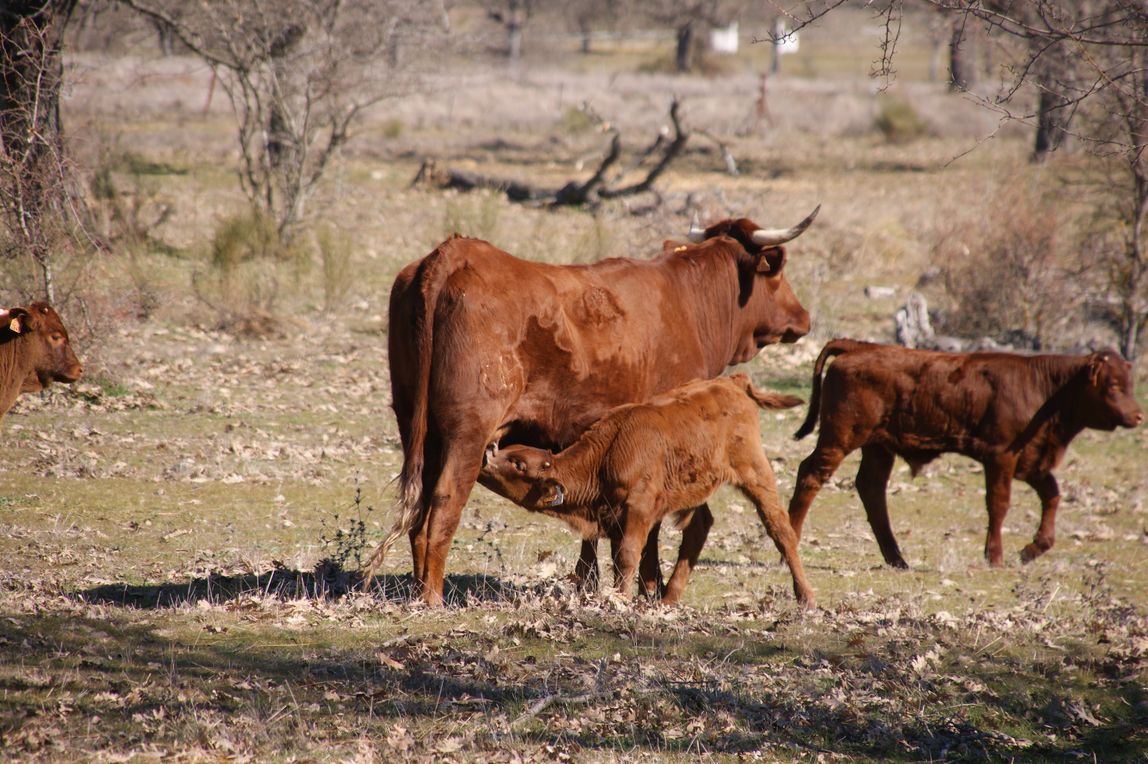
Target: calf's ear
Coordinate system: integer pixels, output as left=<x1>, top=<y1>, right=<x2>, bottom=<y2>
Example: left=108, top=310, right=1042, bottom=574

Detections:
left=1087, top=352, right=1111, bottom=388
left=542, top=479, right=566, bottom=508
left=2, top=307, right=30, bottom=335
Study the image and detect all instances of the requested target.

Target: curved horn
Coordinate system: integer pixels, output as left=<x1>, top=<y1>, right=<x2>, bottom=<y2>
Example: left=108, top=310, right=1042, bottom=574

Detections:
left=686, top=213, right=706, bottom=243
left=750, top=204, right=821, bottom=247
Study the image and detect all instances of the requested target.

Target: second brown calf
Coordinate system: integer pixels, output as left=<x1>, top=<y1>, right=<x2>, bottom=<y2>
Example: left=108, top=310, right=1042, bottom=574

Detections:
left=480, top=374, right=815, bottom=607
left=789, top=339, right=1143, bottom=568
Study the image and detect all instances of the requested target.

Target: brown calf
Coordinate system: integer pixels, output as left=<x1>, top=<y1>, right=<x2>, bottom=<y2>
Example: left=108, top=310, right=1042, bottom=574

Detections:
left=1, top=302, right=83, bottom=421
left=789, top=339, right=1143, bottom=567
left=480, top=374, right=815, bottom=607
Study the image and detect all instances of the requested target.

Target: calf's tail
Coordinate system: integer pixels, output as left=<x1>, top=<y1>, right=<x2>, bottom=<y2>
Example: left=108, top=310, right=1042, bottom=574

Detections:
left=793, top=338, right=871, bottom=440
left=732, top=373, right=804, bottom=411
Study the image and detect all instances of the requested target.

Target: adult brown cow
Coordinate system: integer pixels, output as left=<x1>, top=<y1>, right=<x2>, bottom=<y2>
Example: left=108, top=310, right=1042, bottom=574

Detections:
left=366, top=208, right=819, bottom=606
left=788, top=339, right=1143, bottom=568
left=479, top=374, right=814, bottom=607
left=0, top=302, right=84, bottom=421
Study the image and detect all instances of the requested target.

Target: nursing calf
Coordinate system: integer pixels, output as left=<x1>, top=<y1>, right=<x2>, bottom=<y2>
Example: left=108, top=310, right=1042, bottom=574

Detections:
left=789, top=339, right=1143, bottom=568
left=480, top=374, right=815, bottom=607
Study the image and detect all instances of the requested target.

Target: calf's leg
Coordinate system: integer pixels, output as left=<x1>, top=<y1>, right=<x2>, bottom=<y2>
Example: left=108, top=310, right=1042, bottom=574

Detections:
left=787, top=445, right=848, bottom=542
left=574, top=539, right=600, bottom=591
left=637, top=521, right=665, bottom=599
left=982, top=459, right=1016, bottom=567
left=856, top=446, right=907, bottom=568
left=1021, top=473, right=1060, bottom=563
left=742, top=466, right=815, bottom=608
left=660, top=504, right=714, bottom=605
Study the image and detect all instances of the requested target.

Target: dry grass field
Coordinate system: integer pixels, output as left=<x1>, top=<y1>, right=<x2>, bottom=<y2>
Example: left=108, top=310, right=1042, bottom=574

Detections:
left=1, top=9, right=1146, bottom=762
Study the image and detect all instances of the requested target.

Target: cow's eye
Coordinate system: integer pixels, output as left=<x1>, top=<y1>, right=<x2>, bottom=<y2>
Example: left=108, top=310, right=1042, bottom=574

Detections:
left=513, top=460, right=525, bottom=472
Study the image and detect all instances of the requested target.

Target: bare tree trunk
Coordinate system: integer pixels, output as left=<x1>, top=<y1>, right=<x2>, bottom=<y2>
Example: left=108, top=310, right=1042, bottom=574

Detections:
left=0, top=0, right=79, bottom=302
left=948, top=22, right=974, bottom=92
left=675, top=20, right=693, bottom=73
left=1032, top=88, right=1073, bottom=161
left=506, top=0, right=524, bottom=60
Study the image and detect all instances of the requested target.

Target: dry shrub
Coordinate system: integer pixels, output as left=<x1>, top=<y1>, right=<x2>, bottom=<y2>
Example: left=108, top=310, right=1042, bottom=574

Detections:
left=442, top=193, right=501, bottom=241
left=193, top=211, right=305, bottom=338
left=317, top=223, right=354, bottom=311
left=930, top=184, right=1080, bottom=349
left=874, top=95, right=930, bottom=145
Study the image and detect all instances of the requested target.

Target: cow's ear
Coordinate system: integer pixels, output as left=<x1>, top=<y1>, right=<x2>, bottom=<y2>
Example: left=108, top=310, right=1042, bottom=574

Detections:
left=758, top=246, right=786, bottom=276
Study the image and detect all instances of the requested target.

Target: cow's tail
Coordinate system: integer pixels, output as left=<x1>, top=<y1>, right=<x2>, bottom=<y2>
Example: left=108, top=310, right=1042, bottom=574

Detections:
left=793, top=338, right=870, bottom=440
left=362, top=241, right=462, bottom=584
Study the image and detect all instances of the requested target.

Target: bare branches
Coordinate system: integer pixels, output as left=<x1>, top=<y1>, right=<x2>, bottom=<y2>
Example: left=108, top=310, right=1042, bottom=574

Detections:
left=117, top=0, right=446, bottom=241
left=0, top=0, right=89, bottom=301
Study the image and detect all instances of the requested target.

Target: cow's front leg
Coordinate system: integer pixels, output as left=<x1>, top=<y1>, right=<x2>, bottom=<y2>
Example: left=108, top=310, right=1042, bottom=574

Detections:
left=1021, top=472, right=1060, bottom=563
left=982, top=459, right=1016, bottom=567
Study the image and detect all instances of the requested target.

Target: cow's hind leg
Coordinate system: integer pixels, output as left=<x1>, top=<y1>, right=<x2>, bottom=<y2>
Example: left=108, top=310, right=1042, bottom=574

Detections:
left=787, top=445, right=848, bottom=542
left=742, top=464, right=815, bottom=608
left=660, top=504, right=713, bottom=605
left=418, top=435, right=491, bottom=606
left=856, top=445, right=906, bottom=568
left=1020, top=473, right=1059, bottom=563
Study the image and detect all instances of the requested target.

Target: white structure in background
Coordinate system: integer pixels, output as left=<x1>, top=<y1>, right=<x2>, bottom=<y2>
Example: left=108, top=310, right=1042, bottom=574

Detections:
left=775, top=19, right=799, bottom=55
left=711, top=22, right=739, bottom=54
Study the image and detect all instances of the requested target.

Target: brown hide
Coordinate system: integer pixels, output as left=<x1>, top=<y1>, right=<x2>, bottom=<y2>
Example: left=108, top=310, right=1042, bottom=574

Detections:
left=378, top=212, right=816, bottom=605
left=480, top=375, right=813, bottom=606
left=789, top=339, right=1143, bottom=567
left=0, top=302, right=83, bottom=420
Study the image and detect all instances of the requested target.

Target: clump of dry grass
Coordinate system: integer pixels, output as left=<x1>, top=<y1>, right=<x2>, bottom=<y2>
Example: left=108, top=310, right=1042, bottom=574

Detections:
left=929, top=181, right=1083, bottom=349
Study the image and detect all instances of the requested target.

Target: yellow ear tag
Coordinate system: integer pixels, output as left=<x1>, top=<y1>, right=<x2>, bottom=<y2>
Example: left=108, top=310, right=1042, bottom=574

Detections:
left=9, top=318, right=21, bottom=333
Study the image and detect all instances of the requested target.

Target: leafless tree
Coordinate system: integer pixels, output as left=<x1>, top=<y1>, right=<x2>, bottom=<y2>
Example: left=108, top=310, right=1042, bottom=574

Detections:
left=483, top=0, right=531, bottom=60
left=772, top=0, right=1148, bottom=359
left=118, top=0, right=448, bottom=243
left=1, top=0, right=84, bottom=302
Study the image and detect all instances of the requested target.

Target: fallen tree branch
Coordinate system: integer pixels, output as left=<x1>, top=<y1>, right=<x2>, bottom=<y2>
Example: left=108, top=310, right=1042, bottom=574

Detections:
left=411, top=99, right=689, bottom=208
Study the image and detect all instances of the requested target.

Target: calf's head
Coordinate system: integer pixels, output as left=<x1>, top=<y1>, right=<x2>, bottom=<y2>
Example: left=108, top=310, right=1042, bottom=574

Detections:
left=1081, top=349, right=1143, bottom=430
left=481, top=443, right=566, bottom=510
left=2, top=302, right=83, bottom=390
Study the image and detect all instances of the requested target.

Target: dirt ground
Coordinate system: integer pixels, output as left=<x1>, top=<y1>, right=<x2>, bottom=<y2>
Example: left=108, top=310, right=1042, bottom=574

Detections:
left=2, top=14, right=1147, bottom=763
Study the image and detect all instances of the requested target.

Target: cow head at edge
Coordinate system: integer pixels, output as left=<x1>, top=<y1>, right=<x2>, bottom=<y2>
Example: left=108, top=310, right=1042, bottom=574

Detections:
left=687, top=207, right=818, bottom=356
left=2, top=302, right=84, bottom=391
left=1084, top=348, right=1144, bottom=430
